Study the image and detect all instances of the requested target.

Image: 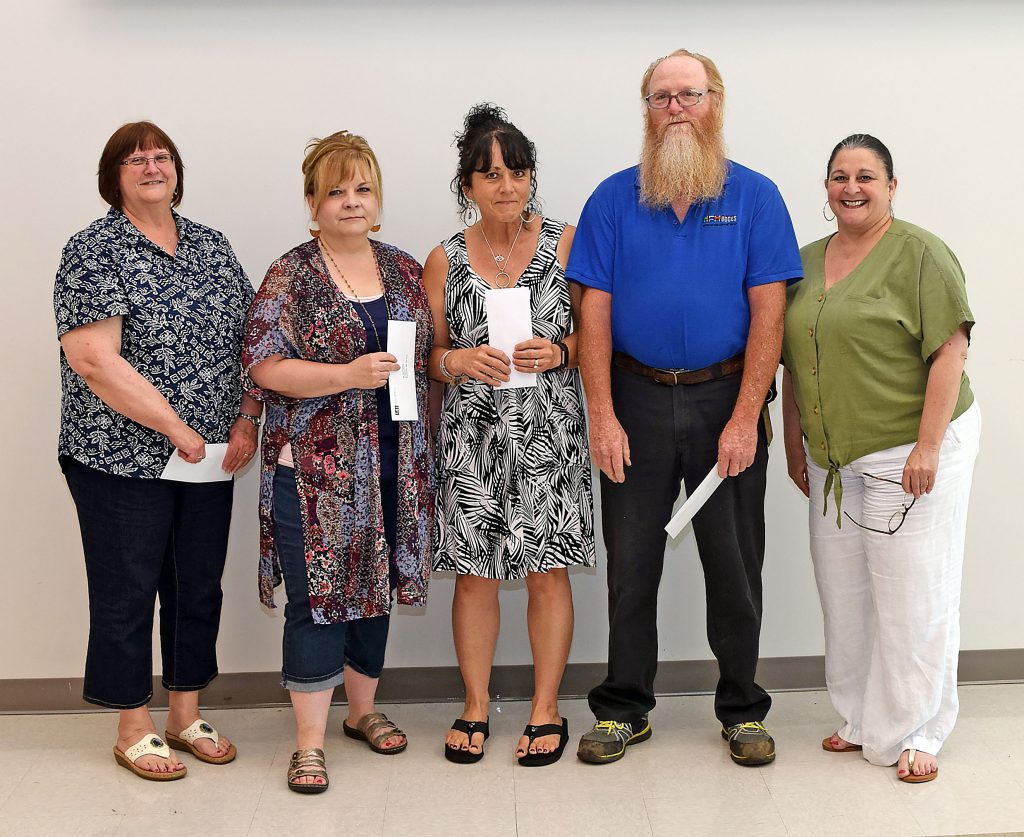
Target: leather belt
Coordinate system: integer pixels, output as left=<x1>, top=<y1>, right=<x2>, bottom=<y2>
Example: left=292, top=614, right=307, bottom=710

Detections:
left=613, top=351, right=744, bottom=386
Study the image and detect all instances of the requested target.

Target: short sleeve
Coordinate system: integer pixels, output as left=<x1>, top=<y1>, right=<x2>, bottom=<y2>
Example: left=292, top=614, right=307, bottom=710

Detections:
left=919, top=242, right=974, bottom=362
left=241, top=259, right=298, bottom=405
left=54, top=234, right=128, bottom=338
left=745, top=183, right=802, bottom=288
left=565, top=186, right=615, bottom=293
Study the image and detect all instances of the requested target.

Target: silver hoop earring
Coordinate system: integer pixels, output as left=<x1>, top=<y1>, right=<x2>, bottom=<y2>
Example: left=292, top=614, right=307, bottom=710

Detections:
left=889, top=202, right=895, bottom=220
left=822, top=201, right=835, bottom=222
left=521, top=209, right=537, bottom=224
left=464, top=202, right=479, bottom=226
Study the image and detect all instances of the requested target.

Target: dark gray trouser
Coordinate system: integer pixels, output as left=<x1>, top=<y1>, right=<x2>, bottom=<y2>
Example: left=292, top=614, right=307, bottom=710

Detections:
left=587, top=366, right=772, bottom=727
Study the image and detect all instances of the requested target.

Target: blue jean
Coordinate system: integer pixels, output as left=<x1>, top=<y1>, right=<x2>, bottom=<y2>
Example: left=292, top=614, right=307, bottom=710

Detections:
left=61, top=456, right=234, bottom=709
left=272, top=466, right=391, bottom=692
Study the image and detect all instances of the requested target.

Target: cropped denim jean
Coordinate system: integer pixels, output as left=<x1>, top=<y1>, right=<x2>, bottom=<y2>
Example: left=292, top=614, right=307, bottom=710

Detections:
left=61, top=456, right=233, bottom=709
left=272, top=466, right=391, bottom=692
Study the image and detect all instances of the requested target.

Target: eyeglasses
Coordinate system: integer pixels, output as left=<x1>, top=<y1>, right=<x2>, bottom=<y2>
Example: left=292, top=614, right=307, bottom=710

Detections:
left=121, top=153, right=175, bottom=167
left=644, top=90, right=707, bottom=110
left=842, top=473, right=916, bottom=535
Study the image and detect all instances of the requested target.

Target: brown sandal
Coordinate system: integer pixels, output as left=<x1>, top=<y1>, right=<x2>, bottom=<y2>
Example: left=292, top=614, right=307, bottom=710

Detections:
left=287, top=748, right=329, bottom=794
left=342, top=712, right=408, bottom=755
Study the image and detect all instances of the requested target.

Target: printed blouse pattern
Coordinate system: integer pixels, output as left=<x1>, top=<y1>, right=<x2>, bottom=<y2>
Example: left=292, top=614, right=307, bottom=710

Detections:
left=242, top=239, right=434, bottom=624
left=54, top=208, right=253, bottom=478
left=433, top=218, right=596, bottom=579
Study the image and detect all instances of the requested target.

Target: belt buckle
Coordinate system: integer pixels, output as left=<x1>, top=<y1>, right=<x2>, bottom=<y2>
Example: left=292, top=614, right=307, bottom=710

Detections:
left=654, top=367, right=682, bottom=386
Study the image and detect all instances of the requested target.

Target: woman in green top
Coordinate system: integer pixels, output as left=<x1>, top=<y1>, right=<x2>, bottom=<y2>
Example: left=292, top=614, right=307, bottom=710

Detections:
left=781, top=134, right=980, bottom=784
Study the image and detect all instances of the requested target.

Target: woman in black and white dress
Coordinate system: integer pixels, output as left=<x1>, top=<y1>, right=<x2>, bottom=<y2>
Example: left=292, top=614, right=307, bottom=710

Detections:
left=424, top=104, right=594, bottom=767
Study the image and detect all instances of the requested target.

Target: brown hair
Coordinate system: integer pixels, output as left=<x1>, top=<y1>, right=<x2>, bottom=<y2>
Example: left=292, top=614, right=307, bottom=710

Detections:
left=640, top=48, right=726, bottom=100
left=302, top=131, right=383, bottom=218
left=97, top=121, right=184, bottom=209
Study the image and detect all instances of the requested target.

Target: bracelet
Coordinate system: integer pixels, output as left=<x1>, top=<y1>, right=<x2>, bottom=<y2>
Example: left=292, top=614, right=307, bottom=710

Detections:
left=439, top=350, right=465, bottom=385
left=236, top=412, right=261, bottom=429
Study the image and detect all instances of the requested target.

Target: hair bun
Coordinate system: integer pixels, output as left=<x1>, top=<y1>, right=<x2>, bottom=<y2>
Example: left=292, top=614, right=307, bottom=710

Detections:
left=463, top=103, right=507, bottom=135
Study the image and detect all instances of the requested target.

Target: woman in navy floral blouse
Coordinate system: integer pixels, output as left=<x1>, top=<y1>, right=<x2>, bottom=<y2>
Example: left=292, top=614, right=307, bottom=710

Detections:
left=55, top=121, right=262, bottom=781
left=243, top=131, right=433, bottom=793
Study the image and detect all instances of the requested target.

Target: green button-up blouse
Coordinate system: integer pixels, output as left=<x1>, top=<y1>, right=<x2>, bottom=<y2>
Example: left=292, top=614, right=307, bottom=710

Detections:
left=782, top=219, right=975, bottom=515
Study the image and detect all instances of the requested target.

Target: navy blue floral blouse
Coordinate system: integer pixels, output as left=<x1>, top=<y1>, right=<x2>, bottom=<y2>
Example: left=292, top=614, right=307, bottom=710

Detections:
left=54, top=208, right=254, bottom=478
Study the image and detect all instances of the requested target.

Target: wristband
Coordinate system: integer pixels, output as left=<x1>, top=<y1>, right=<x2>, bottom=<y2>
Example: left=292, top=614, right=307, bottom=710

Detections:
left=554, top=341, right=569, bottom=371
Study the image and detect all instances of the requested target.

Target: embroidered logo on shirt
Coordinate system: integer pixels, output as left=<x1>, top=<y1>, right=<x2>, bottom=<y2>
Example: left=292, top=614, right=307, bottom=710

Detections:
left=703, top=214, right=737, bottom=226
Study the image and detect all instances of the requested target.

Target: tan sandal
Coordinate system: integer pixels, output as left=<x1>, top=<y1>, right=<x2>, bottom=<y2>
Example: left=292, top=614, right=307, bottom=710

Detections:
left=899, top=748, right=939, bottom=783
left=287, top=748, right=329, bottom=794
left=343, top=712, right=408, bottom=755
left=113, top=734, right=187, bottom=781
left=165, top=719, right=237, bottom=765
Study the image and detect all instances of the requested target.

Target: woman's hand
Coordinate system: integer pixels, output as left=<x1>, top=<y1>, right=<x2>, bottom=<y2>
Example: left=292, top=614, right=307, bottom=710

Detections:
left=347, top=352, right=399, bottom=390
left=902, top=442, right=940, bottom=499
left=513, top=337, right=559, bottom=374
left=450, top=346, right=511, bottom=387
left=222, top=418, right=259, bottom=473
left=786, top=447, right=810, bottom=498
left=169, top=424, right=206, bottom=463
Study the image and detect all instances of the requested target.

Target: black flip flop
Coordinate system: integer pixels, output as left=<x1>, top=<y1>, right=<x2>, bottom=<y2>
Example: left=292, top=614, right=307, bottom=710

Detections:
left=517, top=717, right=569, bottom=767
left=444, top=718, right=490, bottom=764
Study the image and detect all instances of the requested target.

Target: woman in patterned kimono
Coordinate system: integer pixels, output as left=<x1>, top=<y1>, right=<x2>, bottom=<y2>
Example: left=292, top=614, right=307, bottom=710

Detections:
left=243, top=131, right=433, bottom=793
left=425, top=104, right=595, bottom=767
left=55, top=121, right=259, bottom=781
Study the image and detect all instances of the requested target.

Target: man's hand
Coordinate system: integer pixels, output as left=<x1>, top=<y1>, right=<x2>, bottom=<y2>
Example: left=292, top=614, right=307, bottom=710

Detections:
left=590, top=412, right=631, bottom=483
left=717, top=416, right=758, bottom=477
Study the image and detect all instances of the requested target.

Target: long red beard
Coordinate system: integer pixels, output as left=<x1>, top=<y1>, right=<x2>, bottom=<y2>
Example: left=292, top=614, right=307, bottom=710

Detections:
left=638, top=113, right=728, bottom=208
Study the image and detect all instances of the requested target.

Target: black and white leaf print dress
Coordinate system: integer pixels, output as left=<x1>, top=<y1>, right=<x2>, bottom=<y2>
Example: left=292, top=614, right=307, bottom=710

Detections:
left=433, top=218, right=596, bottom=579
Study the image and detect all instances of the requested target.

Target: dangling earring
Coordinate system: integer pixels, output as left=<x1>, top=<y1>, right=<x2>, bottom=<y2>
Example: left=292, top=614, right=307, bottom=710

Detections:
left=370, top=213, right=381, bottom=233
left=309, top=219, right=321, bottom=238
left=822, top=201, right=835, bottom=222
left=889, top=202, right=895, bottom=220
left=464, top=202, right=479, bottom=227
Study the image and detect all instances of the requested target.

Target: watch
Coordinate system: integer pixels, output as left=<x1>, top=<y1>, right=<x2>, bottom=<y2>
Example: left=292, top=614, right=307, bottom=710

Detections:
left=236, top=412, right=261, bottom=429
left=554, top=341, right=569, bottom=371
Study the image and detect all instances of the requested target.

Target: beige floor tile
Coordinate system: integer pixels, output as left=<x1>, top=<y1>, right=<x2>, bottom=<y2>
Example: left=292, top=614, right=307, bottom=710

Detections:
left=645, top=793, right=789, bottom=837
left=384, top=799, right=516, bottom=837
left=772, top=784, right=925, bottom=837
left=116, top=809, right=253, bottom=836
left=899, top=783, right=1024, bottom=836
left=0, top=814, right=124, bottom=837
left=516, top=790, right=652, bottom=837
left=249, top=802, right=385, bottom=836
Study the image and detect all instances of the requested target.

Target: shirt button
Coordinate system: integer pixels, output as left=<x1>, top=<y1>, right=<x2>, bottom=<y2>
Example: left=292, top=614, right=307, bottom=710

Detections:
left=808, top=328, right=814, bottom=337
left=820, top=442, right=826, bottom=450
left=817, top=294, right=824, bottom=302
left=811, top=366, right=817, bottom=375
left=813, top=405, right=819, bottom=415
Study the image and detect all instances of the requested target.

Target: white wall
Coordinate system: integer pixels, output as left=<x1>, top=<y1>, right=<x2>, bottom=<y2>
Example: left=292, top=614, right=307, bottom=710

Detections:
left=3, top=0, right=1021, bottom=680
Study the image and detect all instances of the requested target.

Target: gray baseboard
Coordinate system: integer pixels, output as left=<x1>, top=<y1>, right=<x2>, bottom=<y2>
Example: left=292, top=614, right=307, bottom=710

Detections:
left=3, top=649, right=1021, bottom=714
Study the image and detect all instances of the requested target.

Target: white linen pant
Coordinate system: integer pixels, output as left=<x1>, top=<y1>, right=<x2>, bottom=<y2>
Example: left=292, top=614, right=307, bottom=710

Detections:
left=805, top=402, right=980, bottom=766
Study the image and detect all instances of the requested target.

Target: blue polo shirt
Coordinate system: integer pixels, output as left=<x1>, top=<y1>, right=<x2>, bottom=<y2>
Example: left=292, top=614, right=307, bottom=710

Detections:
left=566, top=162, right=801, bottom=370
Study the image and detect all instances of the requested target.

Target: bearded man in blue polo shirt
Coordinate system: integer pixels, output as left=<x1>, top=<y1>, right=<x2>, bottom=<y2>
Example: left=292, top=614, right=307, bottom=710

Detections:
left=569, top=48, right=802, bottom=766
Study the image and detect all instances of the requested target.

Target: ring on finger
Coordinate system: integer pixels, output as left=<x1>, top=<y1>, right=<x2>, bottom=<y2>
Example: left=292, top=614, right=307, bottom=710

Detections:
left=533, top=358, right=539, bottom=369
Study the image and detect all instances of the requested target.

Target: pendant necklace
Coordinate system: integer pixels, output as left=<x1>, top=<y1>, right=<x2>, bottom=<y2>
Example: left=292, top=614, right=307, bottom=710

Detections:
left=319, top=238, right=391, bottom=360
left=478, top=217, right=524, bottom=288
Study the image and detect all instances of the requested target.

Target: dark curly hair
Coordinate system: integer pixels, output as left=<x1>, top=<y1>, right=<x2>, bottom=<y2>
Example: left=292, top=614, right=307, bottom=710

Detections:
left=451, top=103, right=540, bottom=223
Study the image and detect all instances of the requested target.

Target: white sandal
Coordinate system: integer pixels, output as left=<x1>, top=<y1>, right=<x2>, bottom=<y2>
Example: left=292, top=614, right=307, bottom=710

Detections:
left=165, top=719, right=237, bottom=765
left=113, top=734, right=187, bottom=781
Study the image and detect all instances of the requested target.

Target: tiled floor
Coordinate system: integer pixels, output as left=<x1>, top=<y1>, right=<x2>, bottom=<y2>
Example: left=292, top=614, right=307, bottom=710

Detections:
left=1, top=684, right=1022, bottom=836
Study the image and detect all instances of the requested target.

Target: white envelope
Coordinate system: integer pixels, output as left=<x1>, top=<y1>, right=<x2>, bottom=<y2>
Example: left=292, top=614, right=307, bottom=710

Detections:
left=160, top=443, right=232, bottom=483
left=665, top=466, right=725, bottom=537
left=387, top=320, right=418, bottom=421
left=484, top=287, right=536, bottom=390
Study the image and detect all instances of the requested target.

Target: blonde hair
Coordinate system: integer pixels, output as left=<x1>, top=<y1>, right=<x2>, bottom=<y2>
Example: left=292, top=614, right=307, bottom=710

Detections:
left=302, top=130, right=383, bottom=215
left=640, top=49, right=726, bottom=99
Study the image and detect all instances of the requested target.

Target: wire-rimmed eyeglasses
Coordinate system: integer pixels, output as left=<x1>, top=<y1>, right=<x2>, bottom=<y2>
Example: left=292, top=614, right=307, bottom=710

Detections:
left=644, top=90, right=707, bottom=110
left=121, top=153, right=175, bottom=167
left=842, top=473, right=916, bottom=535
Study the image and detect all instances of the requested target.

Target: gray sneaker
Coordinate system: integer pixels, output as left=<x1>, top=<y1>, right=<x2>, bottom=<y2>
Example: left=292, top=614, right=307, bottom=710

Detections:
left=721, top=721, right=776, bottom=766
left=577, top=718, right=652, bottom=764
